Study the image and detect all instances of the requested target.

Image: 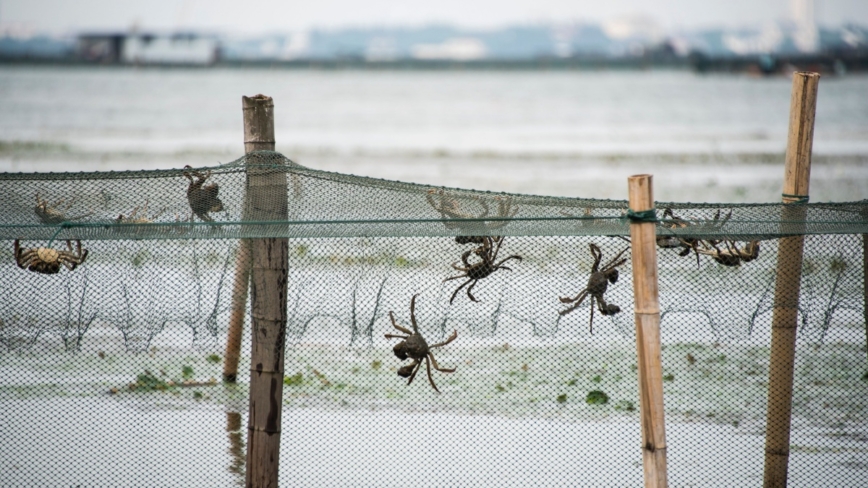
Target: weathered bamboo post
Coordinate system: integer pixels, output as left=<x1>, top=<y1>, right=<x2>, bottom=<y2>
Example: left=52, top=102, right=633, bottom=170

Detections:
left=864, top=232, right=868, bottom=366
left=763, top=71, right=820, bottom=488
left=628, top=174, right=669, bottom=488
left=222, top=94, right=275, bottom=382
left=863, top=201, right=868, bottom=366
left=241, top=94, right=289, bottom=488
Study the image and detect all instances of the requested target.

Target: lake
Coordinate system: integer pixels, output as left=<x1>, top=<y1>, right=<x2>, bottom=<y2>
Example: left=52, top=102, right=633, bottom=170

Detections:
left=1, top=66, right=867, bottom=202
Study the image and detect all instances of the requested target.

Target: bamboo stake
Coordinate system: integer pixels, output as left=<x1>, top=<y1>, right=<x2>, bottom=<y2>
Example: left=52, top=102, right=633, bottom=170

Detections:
left=864, top=233, right=868, bottom=366
left=223, top=93, right=276, bottom=382
left=763, top=72, right=820, bottom=488
left=628, top=174, right=668, bottom=488
left=863, top=206, right=868, bottom=367
left=242, top=94, right=289, bottom=488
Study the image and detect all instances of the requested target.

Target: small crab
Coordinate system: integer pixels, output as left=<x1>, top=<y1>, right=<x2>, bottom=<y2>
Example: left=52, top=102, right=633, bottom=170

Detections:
left=183, top=166, right=224, bottom=222
left=14, top=239, right=88, bottom=274
left=697, top=240, right=760, bottom=267
left=559, top=243, right=628, bottom=334
left=657, top=208, right=731, bottom=267
left=115, top=199, right=165, bottom=225
left=384, top=294, right=457, bottom=393
left=426, top=189, right=517, bottom=238
left=34, top=193, right=92, bottom=225
left=444, top=235, right=522, bottom=304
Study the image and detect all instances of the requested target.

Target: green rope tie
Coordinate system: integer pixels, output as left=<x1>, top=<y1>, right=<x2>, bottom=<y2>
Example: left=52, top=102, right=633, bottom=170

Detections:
left=781, top=193, right=809, bottom=204
left=624, top=208, right=658, bottom=223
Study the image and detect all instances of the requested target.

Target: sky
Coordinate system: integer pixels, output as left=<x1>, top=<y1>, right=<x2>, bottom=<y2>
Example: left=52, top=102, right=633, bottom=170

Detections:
left=2, top=0, right=868, bottom=34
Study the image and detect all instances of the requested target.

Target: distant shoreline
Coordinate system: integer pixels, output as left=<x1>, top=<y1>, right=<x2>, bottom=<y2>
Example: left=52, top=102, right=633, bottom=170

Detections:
left=2, top=52, right=867, bottom=74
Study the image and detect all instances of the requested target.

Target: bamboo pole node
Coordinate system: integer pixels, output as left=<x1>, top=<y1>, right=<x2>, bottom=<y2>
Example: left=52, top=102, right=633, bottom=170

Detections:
left=248, top=368, right=282, bottom=375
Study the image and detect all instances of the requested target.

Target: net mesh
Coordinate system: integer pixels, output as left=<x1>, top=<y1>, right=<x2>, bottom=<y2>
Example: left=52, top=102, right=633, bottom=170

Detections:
left=1, top=152, right=866, bottom=487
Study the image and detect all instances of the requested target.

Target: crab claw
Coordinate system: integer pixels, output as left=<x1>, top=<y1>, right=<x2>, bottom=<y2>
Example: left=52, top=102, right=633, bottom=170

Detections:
left=392, top=342, right=409, bottom=361
left=397, top=364, right=415, bottom=378
left=602, top=303, right=621, bottom=316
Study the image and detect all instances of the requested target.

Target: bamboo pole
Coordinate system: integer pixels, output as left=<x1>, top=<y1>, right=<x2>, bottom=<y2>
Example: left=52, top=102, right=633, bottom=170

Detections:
left=763, top=71, right=820, bottom=488
left=223, top=93, right=276, bottom=382
left=628, top=174, right=668, bottom=488
left=863, top=207, right=868, bottom=367
left=864, top=233, right=868, bottom=366
left=242, top=94, right=289, bottom=488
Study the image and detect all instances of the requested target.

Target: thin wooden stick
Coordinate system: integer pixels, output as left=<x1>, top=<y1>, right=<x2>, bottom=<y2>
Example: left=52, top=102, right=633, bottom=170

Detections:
left=763, top=71, right=820, bottom=488
left=242, top=94, right=289, bottom=488
left=223, top=94, right=277, bottom=382
left=628, top=174, right=668, bottom=488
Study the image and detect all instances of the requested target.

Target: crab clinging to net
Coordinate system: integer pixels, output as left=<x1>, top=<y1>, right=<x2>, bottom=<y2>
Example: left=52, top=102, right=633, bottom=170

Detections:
left=182, top=166, right=224, bottom=222
left=559, top=243, right=628, bottom=334
left=115, top=199, right=165, bottom=225
left=14, top=239, right=89, bottom=274
left=697, top=240, right=760, bottom=267
left=444, top=235, right=522, bottom=304
left=426, top=189, right=517, bottom=242
left=656, top=208, right=731, bottom=267
left=34, top=193, right=93, bottom=225
left=384, top=294, right=457, bottom=393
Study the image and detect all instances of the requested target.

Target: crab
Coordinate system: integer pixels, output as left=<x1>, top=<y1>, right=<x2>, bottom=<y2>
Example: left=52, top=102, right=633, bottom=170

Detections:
left=657, top=208, right=731, bottom=267
left=384, top=294, right=457, bottom=393
left=183, top=166, right=224, bottom=222
left=559, top=243, right=628, bottom=334
left=34, top=193, right=92, bottom=225
left=444, top=235, right=522, bottom=304
left=696, top=240, right=760, bottom=267
left=14, top=239, right=88, bottom=274
left=426, top=189, right=517, bottom=241
left=115, top=199, right=165, bottom=225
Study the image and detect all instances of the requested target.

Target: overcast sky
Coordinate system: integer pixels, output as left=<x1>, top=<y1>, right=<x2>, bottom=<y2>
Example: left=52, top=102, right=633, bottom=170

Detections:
left=2, top=0, right=867, bottom=34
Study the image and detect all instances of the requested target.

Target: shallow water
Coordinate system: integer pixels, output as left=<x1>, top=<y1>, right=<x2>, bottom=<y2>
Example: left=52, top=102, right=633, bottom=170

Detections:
left=2, top=396, right=865, bottom=487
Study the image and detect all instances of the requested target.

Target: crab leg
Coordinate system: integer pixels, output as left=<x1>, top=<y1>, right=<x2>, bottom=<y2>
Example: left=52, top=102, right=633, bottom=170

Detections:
left=465, top=280, right=479, bottom=302
left=409, top=294, right=420, bottom=333
left=559, top=289, right=589, bottom=305
left=558, top=290, right=589, bottom=316
left=588, top=296, right=597, bottom=334
left=601, top=248, right=629, bottom=270
left=448, top=279, right=472, bottom=304
left=429, top=330, right=458, bottom=349
left=13, top=239, right=23, bottom=267
left=424, top=355, right=440, bottom=393
left=388, top=311, right=415, bottom=335
left=493, top=255, right=522, bottom=269
left=406, top=360, right=422, bottom=386
left=427, top=353, right=456, bottom=373
left=444, top=272, right=470, bottom=282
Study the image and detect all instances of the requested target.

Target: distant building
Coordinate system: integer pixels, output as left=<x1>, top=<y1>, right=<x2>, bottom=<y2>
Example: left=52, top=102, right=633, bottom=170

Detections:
left=411, top=38, right=487, bottom=61
left=791, top=0, right=819, bottom=52
left=77, top=32, right=219, bottom=65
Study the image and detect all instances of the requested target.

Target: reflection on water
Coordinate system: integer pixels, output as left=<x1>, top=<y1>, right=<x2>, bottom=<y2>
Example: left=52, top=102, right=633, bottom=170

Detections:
left=225, top=411, right=245, bottom=485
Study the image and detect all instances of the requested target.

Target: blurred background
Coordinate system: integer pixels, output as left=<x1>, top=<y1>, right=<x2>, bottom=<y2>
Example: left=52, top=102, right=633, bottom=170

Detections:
left=1, top=0, right=867, bottom=202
